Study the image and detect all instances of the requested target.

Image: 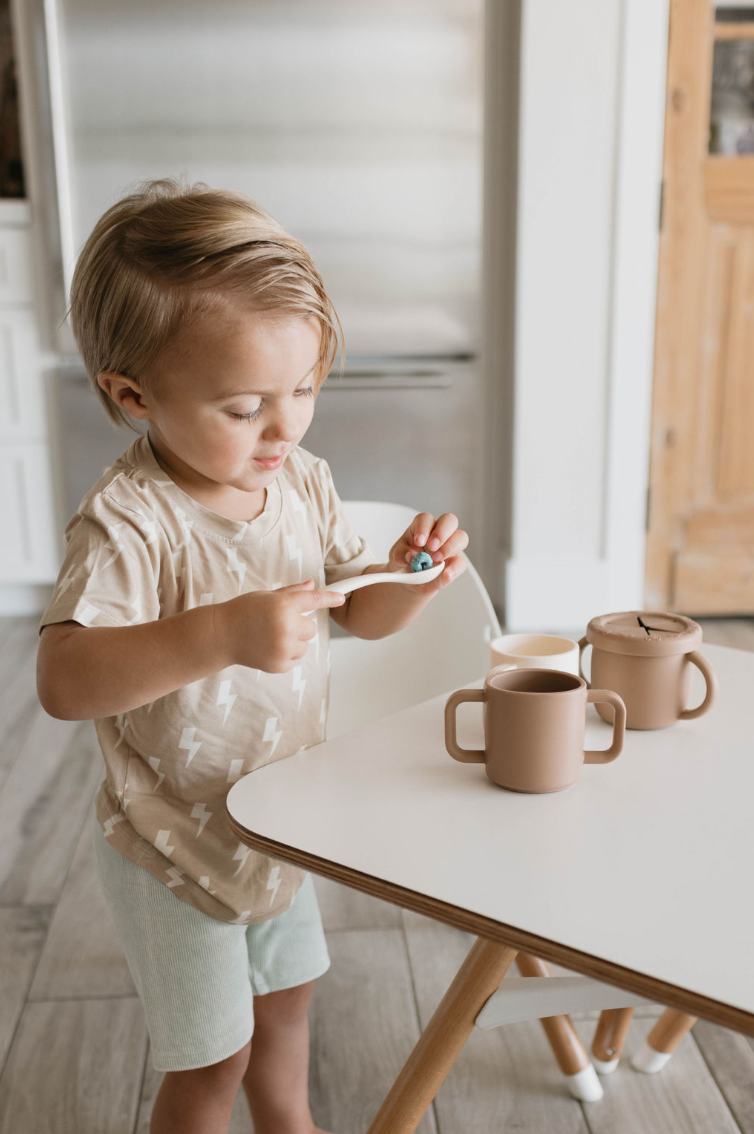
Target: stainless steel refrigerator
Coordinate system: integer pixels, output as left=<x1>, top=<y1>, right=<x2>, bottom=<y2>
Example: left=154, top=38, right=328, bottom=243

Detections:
left=35, top=0, right=486, bottom=551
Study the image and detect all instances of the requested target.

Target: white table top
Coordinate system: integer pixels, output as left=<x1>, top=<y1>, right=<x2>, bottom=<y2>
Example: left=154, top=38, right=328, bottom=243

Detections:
left=227, top=643, right=754, bottom=1030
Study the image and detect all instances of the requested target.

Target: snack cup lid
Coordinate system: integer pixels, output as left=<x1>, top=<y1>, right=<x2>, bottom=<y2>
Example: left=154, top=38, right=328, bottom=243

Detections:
left=585, top=611, right=702, bottom=658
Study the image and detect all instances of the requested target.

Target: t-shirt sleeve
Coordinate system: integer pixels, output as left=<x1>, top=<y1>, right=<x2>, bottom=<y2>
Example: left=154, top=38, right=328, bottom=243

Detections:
left=314, top=459, right=379, bottom=586
left=38, top=490, right=162, bottom=633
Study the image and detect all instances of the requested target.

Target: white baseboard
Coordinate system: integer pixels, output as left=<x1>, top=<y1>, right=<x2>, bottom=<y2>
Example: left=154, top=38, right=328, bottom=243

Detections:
left=0, top=584, right=53, bottom=617
left=505, top=554, right=643, bottom=632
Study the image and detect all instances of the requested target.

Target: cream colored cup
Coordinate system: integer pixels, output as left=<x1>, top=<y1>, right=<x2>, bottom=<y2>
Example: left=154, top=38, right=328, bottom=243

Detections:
left=489, top=633, right=580, bottom=677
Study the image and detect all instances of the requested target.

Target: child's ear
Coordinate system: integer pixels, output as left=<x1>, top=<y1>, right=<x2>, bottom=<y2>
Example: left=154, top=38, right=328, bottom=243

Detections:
left=97, top=371, right=151, bottom=420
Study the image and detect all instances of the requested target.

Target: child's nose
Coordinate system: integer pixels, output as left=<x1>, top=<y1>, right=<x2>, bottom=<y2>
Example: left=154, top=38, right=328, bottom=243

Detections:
left=264, top=405, right=298, bottom=442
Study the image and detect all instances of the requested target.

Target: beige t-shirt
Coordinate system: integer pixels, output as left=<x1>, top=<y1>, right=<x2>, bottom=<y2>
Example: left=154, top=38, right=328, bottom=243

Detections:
left=39, top=434, right=377, bottom=924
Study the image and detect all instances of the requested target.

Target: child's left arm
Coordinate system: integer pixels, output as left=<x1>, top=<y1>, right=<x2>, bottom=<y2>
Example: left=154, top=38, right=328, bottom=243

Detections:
left=330, top=512, right=469, bottom=640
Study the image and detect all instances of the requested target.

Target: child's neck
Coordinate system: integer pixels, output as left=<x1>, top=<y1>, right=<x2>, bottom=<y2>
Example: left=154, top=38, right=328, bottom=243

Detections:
left=147, top=432, right=268, bottom=523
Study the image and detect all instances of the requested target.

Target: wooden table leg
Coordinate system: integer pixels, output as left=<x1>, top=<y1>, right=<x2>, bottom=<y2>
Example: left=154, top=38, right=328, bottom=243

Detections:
left=365, top=937, right=518, bottom=1134
left=516, top=953, right=602, bottom=1100
left=632, top=1008, right=697, bottom=1073
left=592, top=1007, right=635, bottom=1073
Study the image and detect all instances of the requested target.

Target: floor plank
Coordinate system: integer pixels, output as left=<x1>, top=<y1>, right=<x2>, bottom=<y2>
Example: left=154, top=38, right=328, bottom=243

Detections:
left=29, top=807, right=135, bottom=1000
left=0, top=620, right=45, bottom=793
left=692, top=1019, right=754, bottom=1134
left=0, top=718, right=101, bottom=906
left=0, top=907, right=51, bottom=1071
left=308, top=928, right=438, bottom=1134
left=0, top=998, right=148, bottom=1134
left=574, top=1017, right=741, bottom=1134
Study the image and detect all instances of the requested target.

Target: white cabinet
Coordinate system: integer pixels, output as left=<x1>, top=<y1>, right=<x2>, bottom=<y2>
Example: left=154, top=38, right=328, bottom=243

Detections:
left=0, top=208, right=59, bottom=592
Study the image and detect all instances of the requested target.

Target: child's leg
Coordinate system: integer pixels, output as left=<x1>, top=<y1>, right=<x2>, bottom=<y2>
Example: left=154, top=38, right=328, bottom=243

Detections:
left=150, top=1041, right=251, bottom=1134
left=243, top=980, right=333, bottom=1134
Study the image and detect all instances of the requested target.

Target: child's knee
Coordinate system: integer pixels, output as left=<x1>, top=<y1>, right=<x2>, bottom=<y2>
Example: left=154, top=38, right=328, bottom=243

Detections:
left=177, top=1040, right=252, bottom=1091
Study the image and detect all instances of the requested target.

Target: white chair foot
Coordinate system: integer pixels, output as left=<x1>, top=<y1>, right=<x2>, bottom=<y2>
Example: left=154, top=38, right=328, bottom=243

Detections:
left=591, top=1055, right=620, bottom=1075
left=631, top=1040, right=672, bottom=1074
left=565, top=1064, right=604, bottom=1101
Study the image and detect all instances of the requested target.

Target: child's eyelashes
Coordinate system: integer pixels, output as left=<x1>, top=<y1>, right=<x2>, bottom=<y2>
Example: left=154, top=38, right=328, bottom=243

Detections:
left=229, top=387, right=314, bottom=423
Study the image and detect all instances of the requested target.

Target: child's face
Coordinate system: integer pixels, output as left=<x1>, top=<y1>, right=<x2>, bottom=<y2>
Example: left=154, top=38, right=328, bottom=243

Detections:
left=111, top=299, right=322, bottom=500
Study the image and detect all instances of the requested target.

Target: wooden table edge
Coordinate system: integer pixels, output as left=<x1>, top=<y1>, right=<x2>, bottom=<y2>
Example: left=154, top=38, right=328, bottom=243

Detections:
left=227, top=809, right=754, bottom=1039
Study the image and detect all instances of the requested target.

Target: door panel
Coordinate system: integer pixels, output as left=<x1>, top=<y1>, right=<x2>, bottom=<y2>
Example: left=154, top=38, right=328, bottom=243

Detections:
left=646, top=1, right=754, bottom=614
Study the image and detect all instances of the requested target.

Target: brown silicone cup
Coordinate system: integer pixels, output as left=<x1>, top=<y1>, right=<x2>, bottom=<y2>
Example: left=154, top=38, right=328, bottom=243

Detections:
left=578, top=612, right=718, bottom=730
left=444, top=668, right=626, bottom=793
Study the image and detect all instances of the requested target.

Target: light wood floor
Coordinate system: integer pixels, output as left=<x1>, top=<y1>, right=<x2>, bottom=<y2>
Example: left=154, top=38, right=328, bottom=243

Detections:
left=0, top=616, right=752, bottom=1133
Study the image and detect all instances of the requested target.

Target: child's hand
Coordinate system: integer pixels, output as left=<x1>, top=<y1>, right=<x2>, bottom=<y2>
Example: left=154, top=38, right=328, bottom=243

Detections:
left=387, top=512, right=469, bottom=596
left=218, top=581, right=345, bottom=673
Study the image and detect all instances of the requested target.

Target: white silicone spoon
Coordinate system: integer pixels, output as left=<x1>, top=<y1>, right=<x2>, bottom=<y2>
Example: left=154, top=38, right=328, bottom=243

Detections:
left=324, top=560, right=445, bottom=595
left=304, top=560, right=445, bottom=614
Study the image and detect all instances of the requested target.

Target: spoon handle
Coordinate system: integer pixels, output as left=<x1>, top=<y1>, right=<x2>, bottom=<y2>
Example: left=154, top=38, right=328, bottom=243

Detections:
left=324, top=561, right=445, bottom=596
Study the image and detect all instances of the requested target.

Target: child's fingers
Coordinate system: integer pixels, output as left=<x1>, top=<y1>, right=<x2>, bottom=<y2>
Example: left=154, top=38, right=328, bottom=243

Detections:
left=294, top=589, right=347, bottom=610
left=408, top=513, right=436, bottom=548
left=432, top=528, right=469, bottom=562
left=424, top=513, right=459, bottom=553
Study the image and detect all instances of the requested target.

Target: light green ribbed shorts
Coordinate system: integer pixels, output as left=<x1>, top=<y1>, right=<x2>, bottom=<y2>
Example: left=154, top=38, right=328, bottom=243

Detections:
left=90, top=809, right=330, bottom=1072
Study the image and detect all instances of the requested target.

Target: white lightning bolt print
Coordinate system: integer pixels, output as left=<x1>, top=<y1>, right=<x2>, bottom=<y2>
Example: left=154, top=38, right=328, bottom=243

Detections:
left=285, top=533, right=303, bottom=577
left=263, top=716, right=282, bottom=757
left=125, top=596, right=142, bottom=624
left=266, top=865, right=282, bottom=907
left=56, top=564, right=77, bottom=598
left=226, top=759, right=244, bottom=783
left=199, top=592, right=214, bottom=605
left=179, top=727, right=202, bottom=767
left=148, top=758, right=165, bottom=791
left=229, top=910, right=252, bottom=924
left=216, top=679, right=237, bottom=725
left=191, top=802, right=212, bottom=837
left=100, top=524, right=124, bottom=569
left=166, top=867, right=184, bottom=888
left=155, top=830, right=175, bottom=857
left=287, top=490, right=308, bottom=522
left=226, top=547, right=246, bottom=590
left=103, top=814, right=125, bottom=838
left=291, top=666, right=306, bottom=710
left=135, top=517, right=159, bottom=544
left=113, top=714, right=129, bottom=749
left=77, top=604, right=99, bottom=627
left=199, top=876, right=217, bottom=895
left=233, top=842, right=250, bottom=876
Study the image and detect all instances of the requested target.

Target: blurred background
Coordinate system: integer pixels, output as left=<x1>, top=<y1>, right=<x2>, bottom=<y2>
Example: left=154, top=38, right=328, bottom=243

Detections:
left=1, top=0, right=753, bottom=632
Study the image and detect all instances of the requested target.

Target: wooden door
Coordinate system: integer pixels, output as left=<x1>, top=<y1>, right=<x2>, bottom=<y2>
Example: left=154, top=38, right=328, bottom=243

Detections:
left=646, top=0, right=754, bottom=614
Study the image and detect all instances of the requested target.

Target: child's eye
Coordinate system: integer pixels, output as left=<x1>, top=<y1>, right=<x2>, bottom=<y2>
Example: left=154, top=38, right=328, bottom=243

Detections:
left=296, top=386, right=314, bottom=399
left=230, top=407, right=263, bottom=423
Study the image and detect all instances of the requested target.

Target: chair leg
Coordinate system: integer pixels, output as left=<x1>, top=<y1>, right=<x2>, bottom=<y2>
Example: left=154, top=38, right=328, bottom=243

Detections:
left=631, top=1009, right=697, bottom=1073
left=591, top=1007, right=635, bottom=1073
left=516, top=954, right=602, bottom=1101
left=366, top=937, right=518, bottom=1134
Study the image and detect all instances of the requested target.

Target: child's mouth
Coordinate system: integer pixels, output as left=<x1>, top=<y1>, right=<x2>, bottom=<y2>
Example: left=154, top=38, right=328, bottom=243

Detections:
left=253, top=454, right=285, bottom=470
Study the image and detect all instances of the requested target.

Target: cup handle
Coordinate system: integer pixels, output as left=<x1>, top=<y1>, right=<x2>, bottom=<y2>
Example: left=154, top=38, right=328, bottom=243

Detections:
left=584, top=689, right=626, bottom=764
left=444, top=689, right=486, bottom=763
left=679, top=651, right=719, bottom=721
left=578, top=636, right=590, bottom=685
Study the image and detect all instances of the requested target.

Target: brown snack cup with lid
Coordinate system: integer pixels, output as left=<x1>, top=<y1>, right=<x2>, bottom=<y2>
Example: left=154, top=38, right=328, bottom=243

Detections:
left=579, top=612, right=718, bottom=730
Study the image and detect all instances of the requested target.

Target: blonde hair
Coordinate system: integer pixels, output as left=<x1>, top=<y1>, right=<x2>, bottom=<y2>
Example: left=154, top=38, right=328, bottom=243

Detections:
left=69, top=177, right=343, bottom=432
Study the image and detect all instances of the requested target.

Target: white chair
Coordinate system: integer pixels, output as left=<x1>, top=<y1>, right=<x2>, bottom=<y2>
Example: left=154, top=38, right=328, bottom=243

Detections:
left=325, top=502, right=611, bottom=1102
left=326, top=501, right=501, bottom=741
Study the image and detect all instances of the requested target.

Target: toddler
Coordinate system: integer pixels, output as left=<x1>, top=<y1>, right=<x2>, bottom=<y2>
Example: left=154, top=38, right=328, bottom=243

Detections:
left=36, top=178, right=469, bottom=1134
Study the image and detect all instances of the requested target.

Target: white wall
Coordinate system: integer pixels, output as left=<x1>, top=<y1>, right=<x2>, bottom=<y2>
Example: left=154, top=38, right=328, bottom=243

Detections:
left=503, top=0, right=669, bottom=631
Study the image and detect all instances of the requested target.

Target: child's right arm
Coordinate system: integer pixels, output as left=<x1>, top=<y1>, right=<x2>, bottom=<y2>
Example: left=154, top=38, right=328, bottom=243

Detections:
left=37, top=581, right=345, bottom=721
